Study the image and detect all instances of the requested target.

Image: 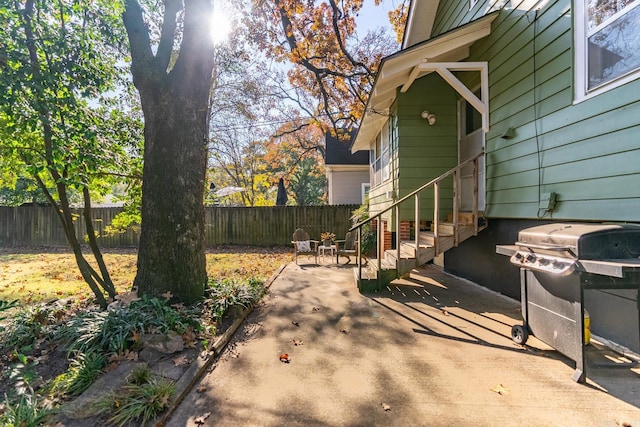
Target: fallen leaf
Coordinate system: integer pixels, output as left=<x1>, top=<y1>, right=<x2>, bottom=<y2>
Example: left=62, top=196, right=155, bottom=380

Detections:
left=131, top=330, right=142, bottom=344
left=293, top=339, right=303, bottom=346
left=161, top=291, right=173, bottom=300
left=124, top=350, right=138, bottom=361
left=182, top=326, right=197, bottom=348
left=173, top=355, right=190, bottom=366
left=171, top=302, right=185, bottom=310
left=491, top=384, right=509, bottom=395
left=312, top=306, right=320, bottom=312
left=104, top=361, right=120, bottom=372
left=279, top=353, right=290, bottom=363
left=160, top=393, right=170, bottom=407
left=381, top=403, right=391, bottom=411
left=441, top=309, right=449, bottom=316
left=196, top=386, right=207, bottom=393
left=292, top=321, right=299, bottom=327
left=194, top=412, right=211, bottom=425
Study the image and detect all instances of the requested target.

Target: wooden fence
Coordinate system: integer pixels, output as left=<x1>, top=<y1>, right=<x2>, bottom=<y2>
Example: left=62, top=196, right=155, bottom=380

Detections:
left=0, top=205, right=359, bottom=248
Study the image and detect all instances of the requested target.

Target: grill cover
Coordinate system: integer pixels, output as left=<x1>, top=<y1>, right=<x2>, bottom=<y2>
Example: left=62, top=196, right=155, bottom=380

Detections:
left=517, top=223, right=640, bottom=260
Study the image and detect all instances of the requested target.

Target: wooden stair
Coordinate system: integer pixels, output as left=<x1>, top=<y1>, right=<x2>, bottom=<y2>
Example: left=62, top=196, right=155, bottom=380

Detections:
left=352, top=152, right=487, bottom=292
left=357, top=213, right=487, bottom=291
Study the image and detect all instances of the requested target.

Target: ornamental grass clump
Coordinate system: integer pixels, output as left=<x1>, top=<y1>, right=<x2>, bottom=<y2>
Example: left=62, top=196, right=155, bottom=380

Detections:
left=0, top=304, right=57, bottom=355
left=94, top=366, right=175, bottom=427
left=48, top=350, right=106, bottom=396
left=205, top=278, right=266, bottom=320
left=0, top=390, right=52, bottom=427
left=54, top=296, right=198, bottom=355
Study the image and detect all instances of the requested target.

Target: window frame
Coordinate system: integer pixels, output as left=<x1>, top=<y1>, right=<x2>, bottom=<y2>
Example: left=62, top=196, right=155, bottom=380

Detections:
left=370, top=119, right=392, bottom=188
left=574, top=0, right=640, bottom=102
left=361, top=183, right=370, bottom=203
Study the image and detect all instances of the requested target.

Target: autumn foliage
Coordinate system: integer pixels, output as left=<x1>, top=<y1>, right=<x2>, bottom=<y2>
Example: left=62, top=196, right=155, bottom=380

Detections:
left=250, top=0, right=401, bottom=137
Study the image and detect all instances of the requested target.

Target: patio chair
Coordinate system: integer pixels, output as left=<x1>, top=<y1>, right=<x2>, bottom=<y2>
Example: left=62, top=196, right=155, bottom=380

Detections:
left=335, top=231, right=358, bottom=264
left=292, top=228, right=318, bottom=265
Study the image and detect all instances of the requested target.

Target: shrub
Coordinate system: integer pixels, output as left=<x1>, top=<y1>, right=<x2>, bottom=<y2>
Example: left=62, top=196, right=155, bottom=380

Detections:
left=351, top=199, right=376, bottom=256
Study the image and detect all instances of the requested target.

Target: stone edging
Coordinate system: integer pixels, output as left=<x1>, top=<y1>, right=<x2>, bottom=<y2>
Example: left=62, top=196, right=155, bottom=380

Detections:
left=155, top=263, right=288, bottom=426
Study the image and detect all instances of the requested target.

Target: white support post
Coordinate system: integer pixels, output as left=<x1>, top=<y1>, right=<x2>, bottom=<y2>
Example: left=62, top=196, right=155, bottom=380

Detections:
left=377, top=216, right=383, bottom=273
left=395, top=205, right=401, bottom=273
left=415, top=193, right=420, bottom=268
left=434, top=182, right=440, bottom=255
left=418, top=62, right=489, bottom=133
left=473, top=158, right=479, bottom=235
left=453, top=170, right=460, bottom=246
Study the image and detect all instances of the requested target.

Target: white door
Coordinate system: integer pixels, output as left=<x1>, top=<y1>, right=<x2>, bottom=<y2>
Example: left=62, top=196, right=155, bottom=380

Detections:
left=458, top=94, right=485, bottom=212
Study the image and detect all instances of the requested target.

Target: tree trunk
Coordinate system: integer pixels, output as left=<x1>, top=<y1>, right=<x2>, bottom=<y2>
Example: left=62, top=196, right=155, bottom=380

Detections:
left=133, top=87, right=209, bottom=303
left=124, top=0, right=215, bottom=304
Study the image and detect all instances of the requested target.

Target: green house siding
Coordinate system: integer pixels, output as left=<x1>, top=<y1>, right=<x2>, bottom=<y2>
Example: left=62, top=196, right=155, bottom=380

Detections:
left=427, top=0, right=640, bottom=222
left=395, top=74, right=458, bottom=221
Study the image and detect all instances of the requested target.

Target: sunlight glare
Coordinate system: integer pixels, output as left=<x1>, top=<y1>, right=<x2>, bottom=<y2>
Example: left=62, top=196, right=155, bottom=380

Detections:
left=210, top=2, right=233, bottom=45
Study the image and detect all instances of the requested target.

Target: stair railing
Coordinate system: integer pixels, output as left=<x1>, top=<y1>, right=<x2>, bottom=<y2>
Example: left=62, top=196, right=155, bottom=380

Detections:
left=350, top=151, right=484, bottom=284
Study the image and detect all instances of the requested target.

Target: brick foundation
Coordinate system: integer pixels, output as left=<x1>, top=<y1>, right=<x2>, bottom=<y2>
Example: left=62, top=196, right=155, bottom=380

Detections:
left=399, top=221, right=411, bottom=241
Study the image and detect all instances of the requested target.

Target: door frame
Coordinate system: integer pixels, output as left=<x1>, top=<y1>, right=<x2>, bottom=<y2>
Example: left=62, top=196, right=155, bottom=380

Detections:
left=457, top=88, right=486, bottom=212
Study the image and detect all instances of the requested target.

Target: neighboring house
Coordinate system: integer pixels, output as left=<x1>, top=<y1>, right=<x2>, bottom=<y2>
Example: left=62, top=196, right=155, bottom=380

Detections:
left=352, top=0, right=640, bottom=351
left=325, top=132, right=370, bottom=205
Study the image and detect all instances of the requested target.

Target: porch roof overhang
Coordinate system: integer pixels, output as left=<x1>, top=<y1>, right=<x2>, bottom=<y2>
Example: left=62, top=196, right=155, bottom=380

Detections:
left=351, top=12, right=498, bottom=153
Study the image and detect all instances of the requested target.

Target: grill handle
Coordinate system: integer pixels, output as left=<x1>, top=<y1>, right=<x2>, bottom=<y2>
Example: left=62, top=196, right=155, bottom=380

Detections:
left=515, top=241, right=572, bottom=251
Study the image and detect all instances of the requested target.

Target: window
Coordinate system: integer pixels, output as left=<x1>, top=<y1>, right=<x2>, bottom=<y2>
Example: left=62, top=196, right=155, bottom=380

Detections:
left=464, top=89, right=483, bottom=136
left=370, top=119, right=391, bottom=187
left=575, top=0, right=640, bottom=99
left=361, top=183, right=370, bottom=203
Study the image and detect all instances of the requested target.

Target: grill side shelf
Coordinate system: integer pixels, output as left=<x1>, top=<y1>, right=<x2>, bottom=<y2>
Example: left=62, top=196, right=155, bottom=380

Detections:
left=578, top=259, right=640, bottom=278
left=496, top=245, right=518, bottom=257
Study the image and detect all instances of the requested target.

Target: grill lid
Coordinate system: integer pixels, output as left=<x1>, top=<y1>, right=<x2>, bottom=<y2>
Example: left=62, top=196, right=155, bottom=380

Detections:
left=517, top=223, right=640, bottom=260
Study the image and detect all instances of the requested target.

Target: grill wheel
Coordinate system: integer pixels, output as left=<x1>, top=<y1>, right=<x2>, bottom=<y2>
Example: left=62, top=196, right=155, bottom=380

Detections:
left=511, top=324, right=529, bottom=345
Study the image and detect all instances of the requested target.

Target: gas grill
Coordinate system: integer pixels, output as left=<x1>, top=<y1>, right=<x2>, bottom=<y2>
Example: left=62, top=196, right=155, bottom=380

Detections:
left=496, top=223, right=640, bottom=382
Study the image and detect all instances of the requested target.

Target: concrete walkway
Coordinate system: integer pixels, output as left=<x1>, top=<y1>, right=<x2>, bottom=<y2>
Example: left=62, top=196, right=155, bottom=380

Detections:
left=167, top=262, right=640, bottom=426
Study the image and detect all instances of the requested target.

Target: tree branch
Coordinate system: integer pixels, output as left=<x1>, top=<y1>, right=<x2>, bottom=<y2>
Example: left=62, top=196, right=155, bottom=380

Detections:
left=327, top=0, right=373, bottom=75
left=123, top=0, right=156, bottom=89
left=154, top=0, right=180, bottom=74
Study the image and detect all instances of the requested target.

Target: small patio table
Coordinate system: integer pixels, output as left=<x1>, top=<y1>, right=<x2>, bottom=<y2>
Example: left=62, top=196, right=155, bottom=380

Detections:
left=318, top=244, right=336, bottom=263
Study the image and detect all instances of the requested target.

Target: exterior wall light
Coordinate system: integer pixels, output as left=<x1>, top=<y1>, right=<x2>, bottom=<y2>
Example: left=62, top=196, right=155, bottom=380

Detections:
left=421, top=110, right=436, bottom=125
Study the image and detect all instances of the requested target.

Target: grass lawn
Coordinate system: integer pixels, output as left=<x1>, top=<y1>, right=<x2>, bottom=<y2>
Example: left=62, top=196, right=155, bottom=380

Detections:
left=0, top=246, right=293, bottom=304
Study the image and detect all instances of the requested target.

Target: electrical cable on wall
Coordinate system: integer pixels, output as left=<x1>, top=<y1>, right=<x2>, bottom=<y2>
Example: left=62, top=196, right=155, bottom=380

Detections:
left=529, top=9, right=549, bottom=219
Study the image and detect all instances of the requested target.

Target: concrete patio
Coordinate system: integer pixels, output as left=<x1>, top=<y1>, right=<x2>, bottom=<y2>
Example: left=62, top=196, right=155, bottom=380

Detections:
left=166, top=262, right=640, bottom=426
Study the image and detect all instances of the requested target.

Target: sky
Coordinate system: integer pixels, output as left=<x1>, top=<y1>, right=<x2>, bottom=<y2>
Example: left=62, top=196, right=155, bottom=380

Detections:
left=355, top=0, right=398, bottom=34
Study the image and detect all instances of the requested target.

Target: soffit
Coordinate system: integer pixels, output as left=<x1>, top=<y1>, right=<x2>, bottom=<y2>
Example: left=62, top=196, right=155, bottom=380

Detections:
left=402, top=0, right=440, bottom=49
left=351, top=13, right=497, bottom=153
